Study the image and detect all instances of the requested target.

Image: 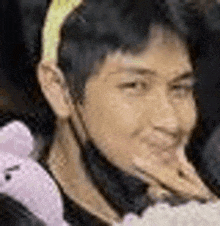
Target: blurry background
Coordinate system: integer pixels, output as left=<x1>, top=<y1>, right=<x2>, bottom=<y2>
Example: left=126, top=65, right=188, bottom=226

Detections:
left=0, top=0, right=55, bottom=149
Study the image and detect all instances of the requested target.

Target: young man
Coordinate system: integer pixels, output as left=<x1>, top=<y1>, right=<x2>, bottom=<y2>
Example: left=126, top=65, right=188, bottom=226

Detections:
left=37, top=0, right=217, bottom=225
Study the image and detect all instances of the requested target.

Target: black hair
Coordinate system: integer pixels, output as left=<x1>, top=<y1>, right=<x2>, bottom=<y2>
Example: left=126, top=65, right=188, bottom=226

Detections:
left=58, top=0, right=207, bottom=101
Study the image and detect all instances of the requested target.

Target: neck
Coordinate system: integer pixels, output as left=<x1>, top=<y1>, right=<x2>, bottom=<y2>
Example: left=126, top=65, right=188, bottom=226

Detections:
left=46, top=119, right=121, bottom=224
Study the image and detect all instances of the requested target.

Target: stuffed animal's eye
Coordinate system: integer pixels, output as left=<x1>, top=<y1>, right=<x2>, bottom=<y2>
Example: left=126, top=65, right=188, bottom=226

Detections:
left=3, top=165, right=20, bottom=182
left=5, top=174, right=11, bottom=181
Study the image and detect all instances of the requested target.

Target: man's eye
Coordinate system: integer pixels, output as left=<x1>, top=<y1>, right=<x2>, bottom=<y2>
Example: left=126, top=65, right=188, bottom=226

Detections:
left=172, top=84, right=194, bottom=97
left=118, top=81, right=148, bottom=94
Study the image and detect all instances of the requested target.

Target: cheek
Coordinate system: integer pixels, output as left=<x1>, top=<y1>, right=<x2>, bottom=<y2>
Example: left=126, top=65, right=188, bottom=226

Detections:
left=83, top=94, right=145, bottom=169
left=85, top=92, right=142, bottom=140
left=175, top=98, right=197, bottom=133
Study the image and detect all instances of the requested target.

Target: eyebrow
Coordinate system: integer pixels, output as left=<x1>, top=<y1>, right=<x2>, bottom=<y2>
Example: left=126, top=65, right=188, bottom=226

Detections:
left=108, top=66, right=195, bottom=82
left=125, top=67, right=156, bottom=76
left=6, top=165, right=20, bottom=172
left=109, top=66, right=156, bottom=76
left=171, top=71, right=195, bottom=83
left=125, top=68, right=195, bottom=82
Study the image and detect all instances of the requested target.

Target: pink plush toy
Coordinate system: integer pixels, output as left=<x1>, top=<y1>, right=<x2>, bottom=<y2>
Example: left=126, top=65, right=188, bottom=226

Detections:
left=0, top=121, right=69, bottom=226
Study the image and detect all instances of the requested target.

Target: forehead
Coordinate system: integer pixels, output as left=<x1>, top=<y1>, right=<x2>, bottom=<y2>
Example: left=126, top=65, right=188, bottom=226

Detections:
left=96, top=25, right=192, bottom=82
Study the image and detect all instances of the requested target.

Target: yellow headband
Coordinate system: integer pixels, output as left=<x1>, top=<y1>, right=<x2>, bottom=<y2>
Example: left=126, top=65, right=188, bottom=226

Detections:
left=41, top=0, right=82, bottom=64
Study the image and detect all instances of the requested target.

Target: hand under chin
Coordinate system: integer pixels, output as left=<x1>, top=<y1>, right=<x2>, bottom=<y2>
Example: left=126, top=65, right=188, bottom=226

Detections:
left=132, top=151, right=216, bottom=202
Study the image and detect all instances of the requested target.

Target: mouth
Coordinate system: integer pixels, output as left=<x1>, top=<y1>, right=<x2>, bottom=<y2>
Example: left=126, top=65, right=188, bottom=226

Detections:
left=140, top=134, right=179, bottom=150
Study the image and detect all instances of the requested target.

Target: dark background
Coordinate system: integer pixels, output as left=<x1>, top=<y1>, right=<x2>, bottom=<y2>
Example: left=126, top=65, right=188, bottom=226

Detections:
left=0, top=0, right=55, bottom=145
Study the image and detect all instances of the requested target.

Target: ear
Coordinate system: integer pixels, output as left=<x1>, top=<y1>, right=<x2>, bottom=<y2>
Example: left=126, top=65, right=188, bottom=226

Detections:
left=37, top=61, right=72, bottom=119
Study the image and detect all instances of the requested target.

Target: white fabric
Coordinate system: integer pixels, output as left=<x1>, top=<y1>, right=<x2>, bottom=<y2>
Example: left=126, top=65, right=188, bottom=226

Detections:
left=114, top=200, right=220, bottom=226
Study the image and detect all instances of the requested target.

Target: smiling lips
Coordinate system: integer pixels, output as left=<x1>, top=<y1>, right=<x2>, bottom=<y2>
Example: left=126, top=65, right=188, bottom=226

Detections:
left=141, top=131, right=179, bottom=149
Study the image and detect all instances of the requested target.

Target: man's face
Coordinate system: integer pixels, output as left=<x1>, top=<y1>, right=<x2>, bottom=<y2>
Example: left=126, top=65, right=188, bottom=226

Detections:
left=78, top=26, right=197, bottom=184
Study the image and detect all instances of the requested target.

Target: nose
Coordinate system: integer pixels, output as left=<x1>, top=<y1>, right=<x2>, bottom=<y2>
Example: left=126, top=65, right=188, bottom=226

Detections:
left=150, top=92, right=179, bottom=135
